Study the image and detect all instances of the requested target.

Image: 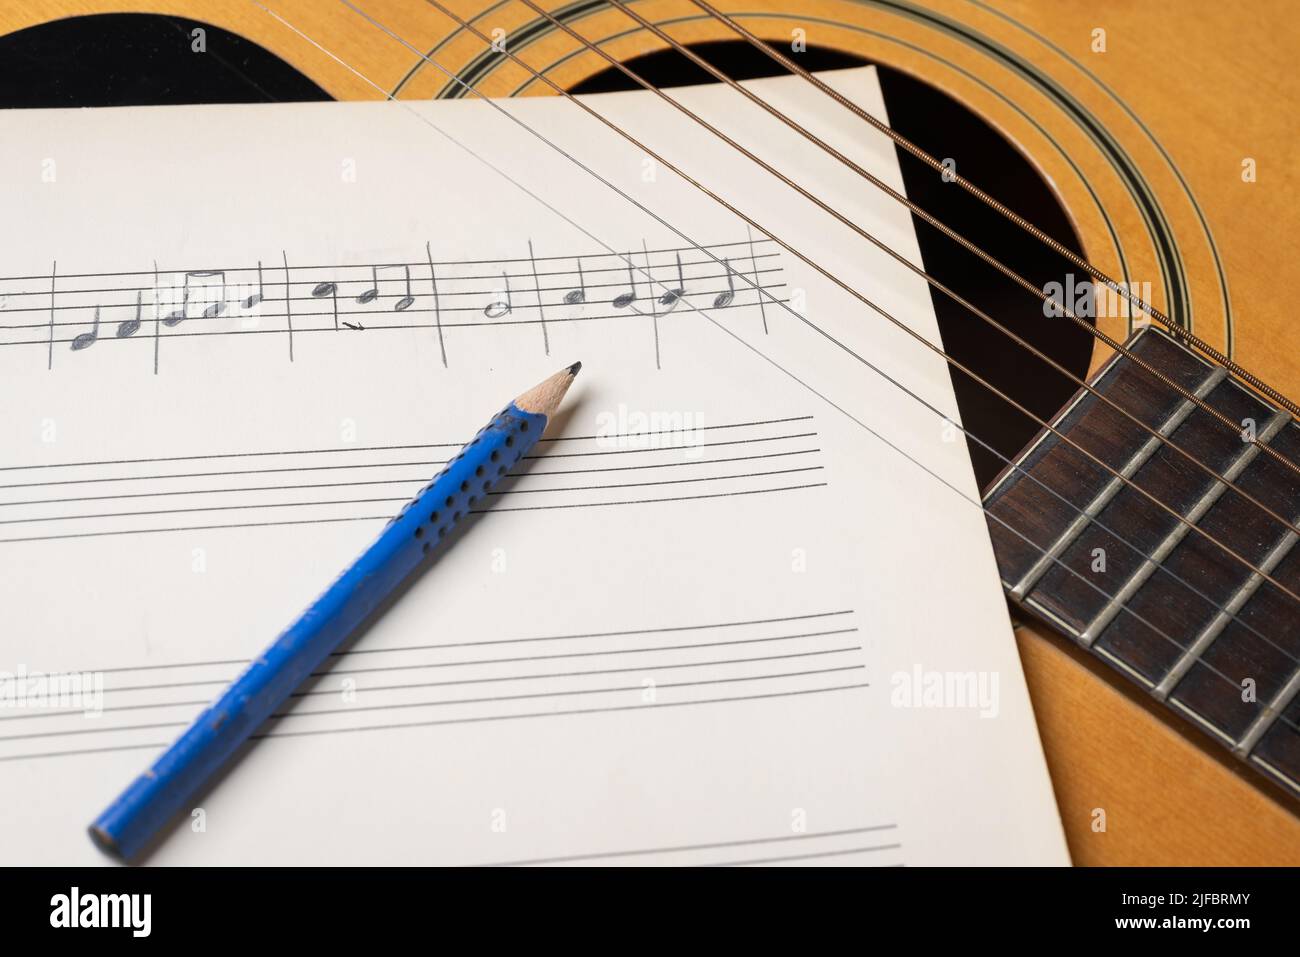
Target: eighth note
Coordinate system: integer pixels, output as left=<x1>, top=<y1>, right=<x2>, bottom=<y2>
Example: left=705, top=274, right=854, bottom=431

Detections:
left=356, top=265, right=415, bottom=311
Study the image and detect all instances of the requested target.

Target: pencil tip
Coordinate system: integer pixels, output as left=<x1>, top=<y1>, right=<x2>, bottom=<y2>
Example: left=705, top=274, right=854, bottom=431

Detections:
left=514, top=363, right=582, bottom=419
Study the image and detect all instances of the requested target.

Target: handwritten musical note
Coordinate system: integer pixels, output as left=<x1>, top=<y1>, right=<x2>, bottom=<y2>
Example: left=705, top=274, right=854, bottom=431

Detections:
left=312, top=281, right=339, bottom=331
left=564, top=259, right=586, bottom=305
left=163, top=271, right=227, bottom=327
left=356, top=265, right=415, bottom=311
left=242, top=262, right=265, bottom=309
left=116, top=291, right=143, bottom=339
left=71, top=307, right=100, bottom=351
left=658, top=252, right=686, bottom=314
left=713, top=259, right=736, bottom=309
left=484, top=272, right=512, bottom=319
left=612, top=257, right=637, bottom=310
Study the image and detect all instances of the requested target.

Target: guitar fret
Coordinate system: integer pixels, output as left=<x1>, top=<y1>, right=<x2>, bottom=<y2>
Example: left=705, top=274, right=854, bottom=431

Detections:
left=1157, top=527, right=1300, bottom=700
left=1078, top=409, right=1291, bottom=648
left=1010, top=366, right=1226, bottom=600
left=1237, top=666, right=1300, bottom=757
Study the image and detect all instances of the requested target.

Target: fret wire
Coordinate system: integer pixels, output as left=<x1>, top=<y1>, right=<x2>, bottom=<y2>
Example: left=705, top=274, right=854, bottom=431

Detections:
left=1009, top=367, right=1228, bottom=601
left=685, top=0, right=1300, bottom=422
left=1078, top=410, right=1292, bottom=647
left=387, top=0, right=1300, bottom=610
left=1157, top=529, right=1300, bottom=701
left=513, top=0, right=1300, bottom=543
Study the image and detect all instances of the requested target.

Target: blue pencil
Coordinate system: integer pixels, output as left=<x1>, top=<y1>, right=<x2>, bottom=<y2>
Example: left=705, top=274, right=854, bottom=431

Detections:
left=90, top=362, right=582, bottom=860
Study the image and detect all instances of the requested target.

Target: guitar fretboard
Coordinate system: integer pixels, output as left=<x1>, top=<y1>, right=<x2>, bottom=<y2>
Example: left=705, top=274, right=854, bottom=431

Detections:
left=984, top=326, right=1300, bottom=799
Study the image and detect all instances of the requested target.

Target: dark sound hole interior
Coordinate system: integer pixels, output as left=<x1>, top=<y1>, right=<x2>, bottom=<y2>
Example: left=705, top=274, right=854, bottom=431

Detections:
left=0, top=19, right=1092, bottom=488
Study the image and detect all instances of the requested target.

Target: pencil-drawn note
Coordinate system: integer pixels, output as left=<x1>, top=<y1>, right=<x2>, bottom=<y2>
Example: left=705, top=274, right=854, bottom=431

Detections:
left=116, top=291, right=144, bottom=339
left=484, top=272, right=512, bottom=319
left=312, top=281, right=340, bottom=331
left=241, top=262, right=265, bottom=309
left=356, top=265, right=415, bottom=311
left=70, top=307, right=100, bottom=351
left=162, top=270, right=227, bottom=326
left=612, top=257, right=637, bottom=310
left=657, top=252, right=687, bottom=315
left=563, top=259, right=587, bottom=305
left=713, top=259, right=736, bottom=309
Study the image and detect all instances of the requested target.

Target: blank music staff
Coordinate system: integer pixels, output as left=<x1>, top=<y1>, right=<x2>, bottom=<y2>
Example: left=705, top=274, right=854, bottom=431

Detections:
left=0, top=238, right=787, bottom=372
left=0, top=415, right=827, bottom=544
left=0, top=608, right=871, bottom=773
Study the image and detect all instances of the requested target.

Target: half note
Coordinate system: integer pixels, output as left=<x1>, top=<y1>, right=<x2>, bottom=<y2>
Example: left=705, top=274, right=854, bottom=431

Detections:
left=484, top=272, right=512, bottom=319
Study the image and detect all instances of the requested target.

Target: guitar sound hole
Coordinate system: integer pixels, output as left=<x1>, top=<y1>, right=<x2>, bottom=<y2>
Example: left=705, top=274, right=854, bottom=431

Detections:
left=574, top=43, right=1093, bottom=490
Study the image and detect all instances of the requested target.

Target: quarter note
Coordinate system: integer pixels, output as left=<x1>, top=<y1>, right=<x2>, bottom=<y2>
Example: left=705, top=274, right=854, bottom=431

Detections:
left=116, top=291, right=143, bottom=339
left=563, top=259, right=586, bottom=305
left=658, top=252, right=686, bottom=313
left=71, top=306, right=100, bottom=351
left=241, top=262, right=265, bottom=309
left=612, top=257, right=637, bottom=309
left=313, top=281, right=340, bottom=331
left=713, top=259, right=736, bottom=308
left=484, top=272, right=512, bottom=319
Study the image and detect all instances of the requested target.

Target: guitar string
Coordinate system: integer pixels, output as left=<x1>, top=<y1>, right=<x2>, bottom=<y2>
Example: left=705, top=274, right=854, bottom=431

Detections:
left=683, top=0, right=1300, bottom=421
left=374, top=0, right=1300, bottom=612
left=254, top=1, right=1300, bottom=729
left=509, top=0, right=1300, bottom=539
left=0, top=3, right=1268, bottom=759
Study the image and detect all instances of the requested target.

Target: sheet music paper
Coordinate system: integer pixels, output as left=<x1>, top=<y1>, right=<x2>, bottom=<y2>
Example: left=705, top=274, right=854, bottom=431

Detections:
left=0, top=67, right=1068, bottom=865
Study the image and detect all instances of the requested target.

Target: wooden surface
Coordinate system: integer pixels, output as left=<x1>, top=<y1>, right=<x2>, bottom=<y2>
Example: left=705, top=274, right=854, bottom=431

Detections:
left=5, top=0, right=1298, bottom=863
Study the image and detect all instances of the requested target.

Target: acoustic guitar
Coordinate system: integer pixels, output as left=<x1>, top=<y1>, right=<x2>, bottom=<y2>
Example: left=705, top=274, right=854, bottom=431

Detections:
left=3, top=0, right=1297, bottom=865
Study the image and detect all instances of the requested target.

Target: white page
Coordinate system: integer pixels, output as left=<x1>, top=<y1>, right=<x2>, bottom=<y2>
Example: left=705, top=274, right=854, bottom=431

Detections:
left=0, top=67, right=1068, bottom=865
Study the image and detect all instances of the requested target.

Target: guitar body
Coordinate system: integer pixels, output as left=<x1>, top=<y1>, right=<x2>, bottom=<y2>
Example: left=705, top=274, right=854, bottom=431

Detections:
left=4, top=0, right=1297, bottom=863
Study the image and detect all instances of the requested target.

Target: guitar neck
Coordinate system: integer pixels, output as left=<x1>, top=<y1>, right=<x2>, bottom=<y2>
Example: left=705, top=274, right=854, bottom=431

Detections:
left=984, top=326, right=1300, bottom=800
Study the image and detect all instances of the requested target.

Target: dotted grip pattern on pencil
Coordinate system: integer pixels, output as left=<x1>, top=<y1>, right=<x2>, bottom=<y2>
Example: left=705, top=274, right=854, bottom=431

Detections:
left=89, top=402, right=547, bottom=860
